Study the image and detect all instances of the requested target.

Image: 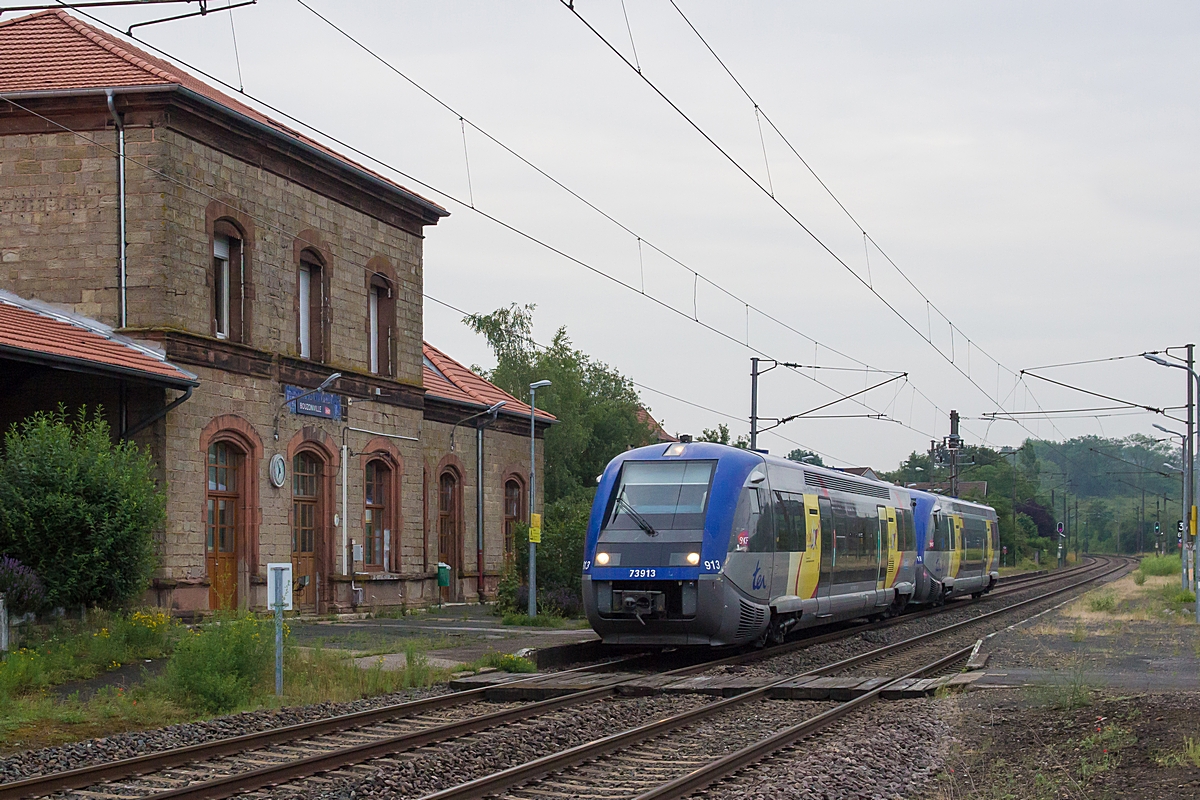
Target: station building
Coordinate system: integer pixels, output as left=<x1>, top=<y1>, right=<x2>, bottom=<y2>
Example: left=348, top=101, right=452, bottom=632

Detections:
left=0, top=10, right=553, bottom=614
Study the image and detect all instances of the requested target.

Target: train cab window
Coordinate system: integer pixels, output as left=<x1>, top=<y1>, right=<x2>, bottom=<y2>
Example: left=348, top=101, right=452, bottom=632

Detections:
left=774, top=492, right=805, bottom=552
left=730, top=485, right=774, bottom=553
left=607, top=460, right=715, bottom=531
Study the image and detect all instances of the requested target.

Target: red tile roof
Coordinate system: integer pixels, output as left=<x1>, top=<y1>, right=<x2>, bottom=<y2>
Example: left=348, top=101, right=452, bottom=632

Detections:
left=636, top=408, right=677, bottom=443
left=0, top=291, right=198, bottom=387
left=0, top=10, right=446, bottom=220
left=423, top=342, right=555, bottom=423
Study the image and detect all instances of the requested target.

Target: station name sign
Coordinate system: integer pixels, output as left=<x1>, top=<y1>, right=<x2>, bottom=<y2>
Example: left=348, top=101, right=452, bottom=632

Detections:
left=284, top=385, right=343, bottom=420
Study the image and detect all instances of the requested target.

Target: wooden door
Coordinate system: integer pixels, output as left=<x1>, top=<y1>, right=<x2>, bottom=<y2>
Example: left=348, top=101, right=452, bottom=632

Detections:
left=438, top=472, right=461, bottom=601
left=206, top=442, right=239, bottom=610
left=293, top=453, right=322, bottom=611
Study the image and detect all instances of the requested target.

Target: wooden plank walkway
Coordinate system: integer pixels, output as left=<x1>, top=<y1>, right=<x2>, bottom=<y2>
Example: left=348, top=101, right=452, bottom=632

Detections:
left=449, top=669, right=985, bottom=701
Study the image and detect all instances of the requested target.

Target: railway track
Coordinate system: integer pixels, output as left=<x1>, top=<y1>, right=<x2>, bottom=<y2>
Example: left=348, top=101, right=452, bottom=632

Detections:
left=2, top=556, right=1128, bottom=800
left=415, top=556, right=1129, bottom=800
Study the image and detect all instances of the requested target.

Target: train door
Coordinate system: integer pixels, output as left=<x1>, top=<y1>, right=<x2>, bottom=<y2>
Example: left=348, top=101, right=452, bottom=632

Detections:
left=796, top=493, right=821, bottom=599
left=817, top=495, right=834, bottom=616
left=949, top=515, right=963, bottom=579
left=877, top=506, right=899, bottom=590
left=986, top=519, right=998, bottom=576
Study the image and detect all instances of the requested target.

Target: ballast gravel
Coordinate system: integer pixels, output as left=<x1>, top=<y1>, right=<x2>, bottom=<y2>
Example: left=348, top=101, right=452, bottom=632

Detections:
left=701, top=697, right=958, bottom=800
left=0, top=686, right=448, bottom=782
left=735, top=569, right=1125, bottom=679
left=263, top=694, right=716, bottom=800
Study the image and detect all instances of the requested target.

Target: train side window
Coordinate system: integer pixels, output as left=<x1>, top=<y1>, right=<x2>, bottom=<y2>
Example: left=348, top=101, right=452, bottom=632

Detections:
left=897, top=507, right=914, bottom=551
left=774, top=492, right=804, bottom=552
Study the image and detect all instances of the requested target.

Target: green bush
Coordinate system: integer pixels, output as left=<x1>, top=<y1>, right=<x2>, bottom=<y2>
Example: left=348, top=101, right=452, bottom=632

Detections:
left=501, top=495, right=590, bottom=615
left=166, top=614, right=273, bottom=714
left=0, top=408, right=164, bottom=608
left=1161, top=586, right=1196, bottom=606
left=1133, top=570, right=1146, bottom=586
left=1137, top=556, right=1176, bottom=575
left=1086, top=592, right=1117, bottom=612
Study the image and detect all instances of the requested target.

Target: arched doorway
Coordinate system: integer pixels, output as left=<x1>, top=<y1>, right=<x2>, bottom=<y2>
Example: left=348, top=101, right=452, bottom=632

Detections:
left=292, top=451, right=325, bottom=611
left=206, top=441, right=241, bottom=610
left=438, top=470, right=462, bottom=601
left=364, top=459, right=391, bottom=571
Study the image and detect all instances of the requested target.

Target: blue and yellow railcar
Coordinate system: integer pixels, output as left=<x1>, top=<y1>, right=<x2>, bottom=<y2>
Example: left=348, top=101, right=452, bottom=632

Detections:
left=583, top=441, right=975, bottom=647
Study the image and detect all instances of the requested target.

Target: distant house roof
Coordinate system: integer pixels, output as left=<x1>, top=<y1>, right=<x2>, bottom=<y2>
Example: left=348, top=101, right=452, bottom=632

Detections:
left=0, top=290, right=198, bottom=388
left=637, top=408, right=677, bottom=443
left=838, top=466, right=881, bottom=482
left=0, top=10, right=448, bottom=223
left=422, top=342, right=555, bottom=423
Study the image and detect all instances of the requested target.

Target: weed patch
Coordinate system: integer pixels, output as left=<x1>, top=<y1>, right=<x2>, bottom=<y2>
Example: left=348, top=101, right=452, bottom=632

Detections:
left=1140, top=554, right=1182, bottom=576
left=165, top=614, right=273, bottom=714
left=463, top=652, right=536, bottom=673
left=1086, top=592, right=1117, bottom=613
left=1156, top=736, right=1200, bottom=768
left=500, top=612, right=581, bottom=628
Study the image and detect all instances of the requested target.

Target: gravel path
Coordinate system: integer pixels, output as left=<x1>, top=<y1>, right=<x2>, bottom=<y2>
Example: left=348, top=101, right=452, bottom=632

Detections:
left=0, top=686, right=449, bottom=783
left=698, top=697, right=958, bottom=800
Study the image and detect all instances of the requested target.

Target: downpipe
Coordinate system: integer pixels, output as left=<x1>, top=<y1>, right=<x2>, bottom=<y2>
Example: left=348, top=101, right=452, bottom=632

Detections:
left=105, top=90, right=127, bottom=329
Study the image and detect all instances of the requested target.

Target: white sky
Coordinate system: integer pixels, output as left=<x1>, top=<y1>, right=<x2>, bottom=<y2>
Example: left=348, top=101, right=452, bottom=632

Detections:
left=81, top=0, right=1200, bottom=469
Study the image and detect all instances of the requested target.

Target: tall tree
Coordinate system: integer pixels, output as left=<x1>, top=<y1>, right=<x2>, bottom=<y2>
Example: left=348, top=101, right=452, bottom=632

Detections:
left=465, top=304, right=654, bottom=501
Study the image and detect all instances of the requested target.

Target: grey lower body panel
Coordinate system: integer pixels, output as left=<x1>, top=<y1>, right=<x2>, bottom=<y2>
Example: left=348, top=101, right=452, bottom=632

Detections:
left=584, top=573, right=770, bottom=647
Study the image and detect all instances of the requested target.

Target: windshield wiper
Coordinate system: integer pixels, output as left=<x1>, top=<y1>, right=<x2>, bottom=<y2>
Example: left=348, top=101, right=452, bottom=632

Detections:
left=615, top=494, right=658, bottom=537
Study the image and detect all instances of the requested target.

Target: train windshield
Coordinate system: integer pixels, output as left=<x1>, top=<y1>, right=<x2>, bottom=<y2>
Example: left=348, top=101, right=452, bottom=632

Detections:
left=605, top=460, right=715, bottom=531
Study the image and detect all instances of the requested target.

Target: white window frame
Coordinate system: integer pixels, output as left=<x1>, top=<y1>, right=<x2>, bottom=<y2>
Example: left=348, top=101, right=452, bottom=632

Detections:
left=213, top=235, right=231, bottom=339
left=299, top=264, right=312, bottom=359
left=369, top=287, right=380, bottom=374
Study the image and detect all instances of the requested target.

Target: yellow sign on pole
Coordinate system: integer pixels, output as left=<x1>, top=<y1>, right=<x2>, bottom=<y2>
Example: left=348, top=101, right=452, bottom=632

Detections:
left=529, top=512, right=542, bottom=544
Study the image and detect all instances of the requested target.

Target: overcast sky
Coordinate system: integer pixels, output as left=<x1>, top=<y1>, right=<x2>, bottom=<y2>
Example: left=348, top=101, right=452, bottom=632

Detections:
left=81, top=0, right=1200, bottom=469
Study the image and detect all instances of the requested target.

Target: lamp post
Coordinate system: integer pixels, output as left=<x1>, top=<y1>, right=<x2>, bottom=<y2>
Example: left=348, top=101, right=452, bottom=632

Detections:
left=528, top=380, right=551, bottom=618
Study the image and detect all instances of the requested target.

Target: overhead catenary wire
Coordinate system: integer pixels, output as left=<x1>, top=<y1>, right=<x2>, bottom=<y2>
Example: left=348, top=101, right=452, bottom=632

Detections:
left=565, top=0, right=1191, bottom=490
left=47, top=1, right=951, bottom=443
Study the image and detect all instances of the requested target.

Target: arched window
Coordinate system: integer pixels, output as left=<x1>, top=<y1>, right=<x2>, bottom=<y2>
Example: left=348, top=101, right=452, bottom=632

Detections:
left=438, top=471, right=461, bottom=600
left=364, top=460, right=390, bottom=570
left=206, top=441, right=241, bottom=609
left=368, top=273, right=395, bottom=376
left=504, top=478, right=524, bottom=563
left=212, top=220, right=245, bottom=342
left=298, top=249, right=326, bottom=361
left=292, top=452, right=323, bottom=609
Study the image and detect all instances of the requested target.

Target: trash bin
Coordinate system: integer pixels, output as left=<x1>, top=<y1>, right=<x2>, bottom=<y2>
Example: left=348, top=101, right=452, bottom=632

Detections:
left=437, top=562, right=451, bottom=588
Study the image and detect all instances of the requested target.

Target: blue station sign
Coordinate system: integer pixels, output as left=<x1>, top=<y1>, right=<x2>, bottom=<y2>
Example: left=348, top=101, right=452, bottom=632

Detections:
left=285, top=385, right=343, bottom=420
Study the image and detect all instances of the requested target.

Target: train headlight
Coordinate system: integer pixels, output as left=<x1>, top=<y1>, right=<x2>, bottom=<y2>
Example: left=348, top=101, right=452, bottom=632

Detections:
left=596, top=552, right=610, bottom=566
left=686, top=552, right=700, bottom=565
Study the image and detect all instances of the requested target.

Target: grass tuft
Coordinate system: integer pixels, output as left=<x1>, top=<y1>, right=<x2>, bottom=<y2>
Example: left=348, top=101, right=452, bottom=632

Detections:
left=1133, top=570, right=1146, bottom=585
left=501, top=612, right=578, bottom=628
left=463, top=652, right=537, bottom=673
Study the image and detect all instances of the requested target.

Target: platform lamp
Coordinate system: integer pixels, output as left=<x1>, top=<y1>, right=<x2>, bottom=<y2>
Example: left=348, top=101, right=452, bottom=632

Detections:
left=273, top=372, right=341, bottom=441
left=528, top=379, right=551, bottom=618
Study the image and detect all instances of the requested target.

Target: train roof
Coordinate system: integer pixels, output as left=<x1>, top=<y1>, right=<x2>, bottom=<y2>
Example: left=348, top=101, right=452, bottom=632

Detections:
left=606, top=441, right=996, bottom=515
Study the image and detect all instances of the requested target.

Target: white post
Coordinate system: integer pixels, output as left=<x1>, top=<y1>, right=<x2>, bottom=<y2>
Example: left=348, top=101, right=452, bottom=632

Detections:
left=272, top=567, right=284, bottom=696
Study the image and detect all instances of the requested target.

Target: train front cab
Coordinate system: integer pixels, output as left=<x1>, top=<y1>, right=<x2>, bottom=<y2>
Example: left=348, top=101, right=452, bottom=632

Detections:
left=583, top=443, right=767, bottom=647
